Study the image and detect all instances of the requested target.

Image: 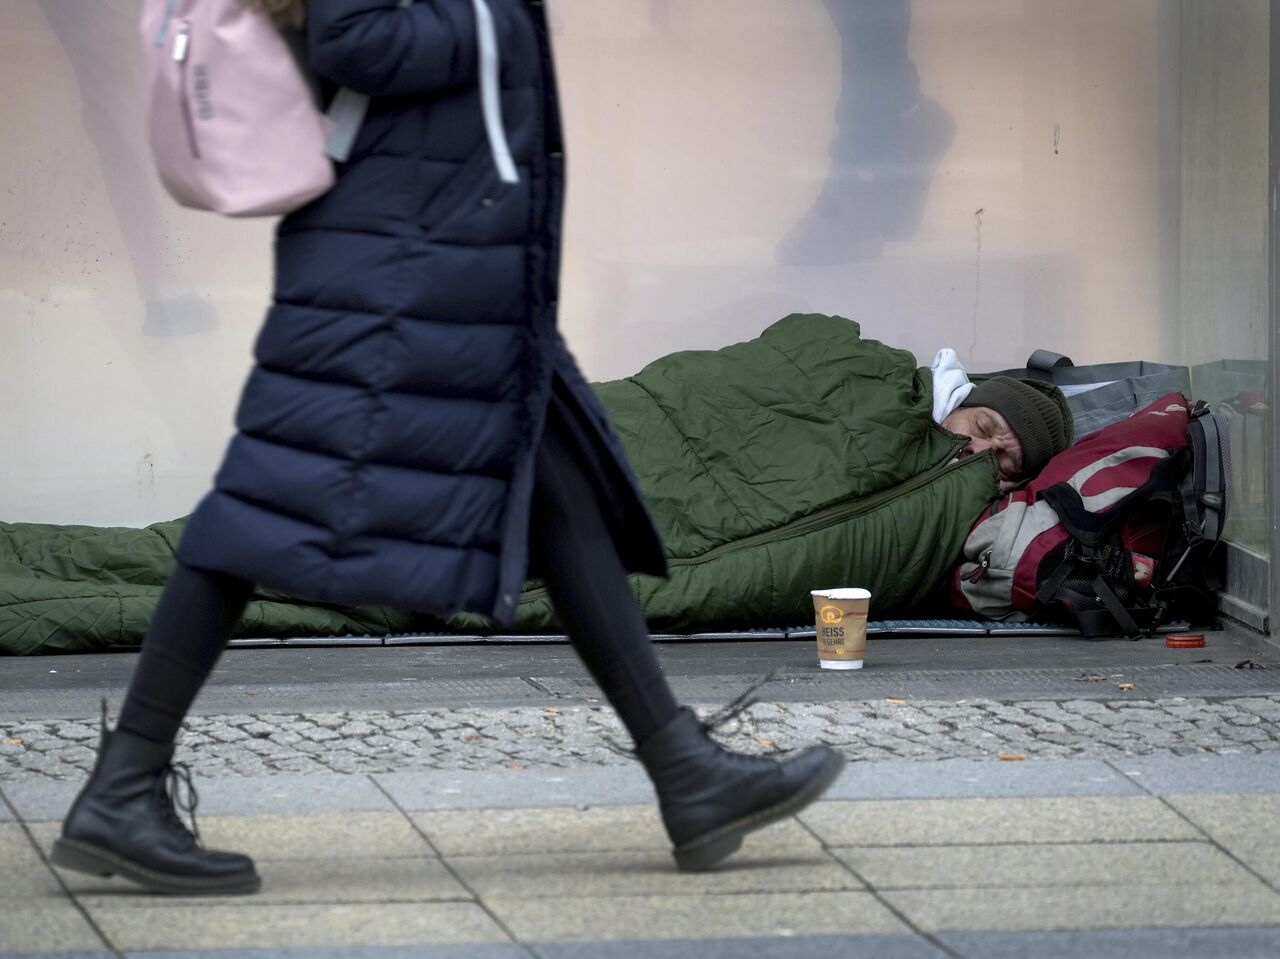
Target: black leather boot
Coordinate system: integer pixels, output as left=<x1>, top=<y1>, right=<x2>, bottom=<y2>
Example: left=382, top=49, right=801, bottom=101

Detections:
left=638, top=707, right=845, bottom=872
left=51, top=711, right=259, bottom=895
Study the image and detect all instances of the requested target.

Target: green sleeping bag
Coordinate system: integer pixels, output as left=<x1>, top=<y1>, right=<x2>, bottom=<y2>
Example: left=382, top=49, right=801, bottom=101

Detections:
left=0, top=314, right=999, bottom=654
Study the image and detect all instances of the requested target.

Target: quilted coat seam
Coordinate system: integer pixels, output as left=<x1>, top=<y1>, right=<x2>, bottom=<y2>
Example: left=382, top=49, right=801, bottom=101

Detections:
left=238, top=427, right=512, bottom=482
left=2, top=527, right=66, bottom=574
left=271, top=299, right=523, bottom=326
left=628, top=377, right=755, bottom=537
left=2, top=528, right=142, bottom=581
left=252, top=363, right=520, bottom=406
left=147, top=524, right=178, bottom=560
left=0, top=526, right=39, bottom=571
left=217, top=487, right=502, bottom=555
left=0, top=592, right=152, bottom=609
left=277, top=225, right=526, bottom=247
left=761, top=338, right=878, bottom=480
left=324, top=249, right=404, bottom=581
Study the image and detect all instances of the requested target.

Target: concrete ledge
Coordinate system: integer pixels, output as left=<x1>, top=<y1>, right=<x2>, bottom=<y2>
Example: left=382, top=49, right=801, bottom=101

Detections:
left=829, top=758, right=1144, bottom=800
left=535, top=934, right=946, bottom=958
left=1110, top=753, right=1280, bottom=795
left=938, top=926, right=1280, bottom=959
left=114, top=949, right=527, bottom=959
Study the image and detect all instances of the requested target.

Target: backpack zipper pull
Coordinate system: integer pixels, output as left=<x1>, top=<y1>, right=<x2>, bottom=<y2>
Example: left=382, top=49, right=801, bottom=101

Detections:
left=965, top=549, right=992, bottom=583
left=172, top=20, right=191, bottom=62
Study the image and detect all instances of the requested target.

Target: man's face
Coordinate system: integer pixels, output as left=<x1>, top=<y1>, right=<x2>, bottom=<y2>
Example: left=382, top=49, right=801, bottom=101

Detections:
left=941, top=406, right=1025, bottom=489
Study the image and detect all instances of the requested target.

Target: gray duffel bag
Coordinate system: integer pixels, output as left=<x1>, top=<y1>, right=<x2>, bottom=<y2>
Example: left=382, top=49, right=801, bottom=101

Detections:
left=983, top=350, right=1192, bottom=441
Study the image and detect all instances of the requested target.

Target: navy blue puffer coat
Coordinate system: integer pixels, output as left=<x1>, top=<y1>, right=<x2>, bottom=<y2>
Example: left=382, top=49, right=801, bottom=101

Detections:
left=177, top=0, right=665, bottom=624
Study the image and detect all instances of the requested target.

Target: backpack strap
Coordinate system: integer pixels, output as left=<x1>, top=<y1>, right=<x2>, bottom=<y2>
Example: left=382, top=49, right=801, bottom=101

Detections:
left=325, top=89, right=372, bottom=162
left=1042, top=448, right=1188, bottom=545
left=1090, top=574, right=1142, bottom=637
left=324, top=0, right=415, bottom=163
left=1168, top=409, right=1227, bottom=581
left=1190, top=407, right=1227, bottom=543
left=1035, top=552, right=1148, bottom=638
left=1074, top=601, right=1165, bottom=638
left=1035, top=554, right=1079, bottom=605
left=1036, top=449, right=1188, bottom=637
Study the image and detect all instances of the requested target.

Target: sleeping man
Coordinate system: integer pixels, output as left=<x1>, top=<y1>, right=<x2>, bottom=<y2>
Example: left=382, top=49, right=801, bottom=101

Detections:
left=509, top=312, right=1073, bottom=631
left=1, top=313, right=1072, bottom=653
left=930, top=348, right=1072, bottom=492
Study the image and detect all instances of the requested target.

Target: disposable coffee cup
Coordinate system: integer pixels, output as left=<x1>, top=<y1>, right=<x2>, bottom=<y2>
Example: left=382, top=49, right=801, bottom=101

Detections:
left=811, top=587, right=871, bottom=670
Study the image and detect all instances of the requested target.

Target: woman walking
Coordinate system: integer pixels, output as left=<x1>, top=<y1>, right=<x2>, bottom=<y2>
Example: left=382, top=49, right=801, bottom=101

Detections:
left=52, top=0, right=843, bottom=894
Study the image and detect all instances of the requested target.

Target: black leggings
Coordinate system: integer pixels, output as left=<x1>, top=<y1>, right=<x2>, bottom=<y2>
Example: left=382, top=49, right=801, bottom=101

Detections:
left=118, top=412, right=679, bottom=748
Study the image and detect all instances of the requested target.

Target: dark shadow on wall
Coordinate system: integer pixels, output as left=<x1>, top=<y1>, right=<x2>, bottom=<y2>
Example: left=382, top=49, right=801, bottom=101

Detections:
left=777, top=0, right=956, bottom=266
left=38, top=0, right=216, bottom=336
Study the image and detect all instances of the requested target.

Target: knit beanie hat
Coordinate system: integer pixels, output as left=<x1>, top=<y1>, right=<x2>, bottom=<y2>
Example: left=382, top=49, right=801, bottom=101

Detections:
left=961, top=377, right=1073, bottom=477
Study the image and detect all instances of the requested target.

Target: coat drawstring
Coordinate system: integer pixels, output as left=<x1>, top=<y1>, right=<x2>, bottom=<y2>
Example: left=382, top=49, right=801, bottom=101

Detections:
left=470, top=0, right=520, bottom=184
left=326, top=0, right=520, bottom=184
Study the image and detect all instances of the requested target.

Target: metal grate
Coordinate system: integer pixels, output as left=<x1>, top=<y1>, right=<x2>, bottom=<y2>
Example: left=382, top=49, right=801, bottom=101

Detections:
left=229, top=619, right=1194, bottom=648
left=533, top=662, right=1280, bottom=704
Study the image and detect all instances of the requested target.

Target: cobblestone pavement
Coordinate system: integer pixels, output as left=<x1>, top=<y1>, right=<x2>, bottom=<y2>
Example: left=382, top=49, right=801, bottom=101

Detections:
left=4, top=696, right=1280, bottom=782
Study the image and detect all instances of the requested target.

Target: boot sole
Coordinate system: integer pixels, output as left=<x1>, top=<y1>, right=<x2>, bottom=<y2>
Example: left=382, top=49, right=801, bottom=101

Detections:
left=672, top=750, right=847, bottom=872
left=51, top=838, right=261, bottom=896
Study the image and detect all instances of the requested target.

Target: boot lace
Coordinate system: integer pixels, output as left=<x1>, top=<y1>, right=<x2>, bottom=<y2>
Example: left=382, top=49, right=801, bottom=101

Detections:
left=603, top=669, right=779, bottom=757
left=699, top=669, right=777, bottom=733
left=96, top=700, right=204, bottom=847
left=155, top=761, right=203, bottom=846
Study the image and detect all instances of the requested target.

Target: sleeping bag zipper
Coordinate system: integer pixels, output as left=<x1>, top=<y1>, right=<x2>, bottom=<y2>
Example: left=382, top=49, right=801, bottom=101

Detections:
left=518, top=438, right=987, bottom=607
left=667, top=442, right=979, bottom=568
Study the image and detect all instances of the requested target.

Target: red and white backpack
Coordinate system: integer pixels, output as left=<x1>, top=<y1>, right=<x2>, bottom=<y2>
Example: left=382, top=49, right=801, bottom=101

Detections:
left=952, top=392, right=1230, bottom=637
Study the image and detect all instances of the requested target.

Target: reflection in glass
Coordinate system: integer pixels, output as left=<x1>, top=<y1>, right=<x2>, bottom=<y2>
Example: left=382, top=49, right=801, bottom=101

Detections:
left=777, top=0, right=954, bottom=265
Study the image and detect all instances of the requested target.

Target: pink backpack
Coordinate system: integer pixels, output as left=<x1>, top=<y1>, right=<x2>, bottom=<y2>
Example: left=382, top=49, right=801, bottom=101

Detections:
left=139, top=0, right=514, bottom=218
left=139, top=0, right=360, bottom=217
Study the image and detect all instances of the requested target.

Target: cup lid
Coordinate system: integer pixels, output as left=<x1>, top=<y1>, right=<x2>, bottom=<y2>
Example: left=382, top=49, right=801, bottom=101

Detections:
left=811, top=587, right=872, bottom=600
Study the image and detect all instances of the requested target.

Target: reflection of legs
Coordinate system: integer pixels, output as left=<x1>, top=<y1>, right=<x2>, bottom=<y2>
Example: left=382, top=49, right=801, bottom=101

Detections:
left=778, top=0, right=954, bottom=263
left=52, top=563, right=260, bottom=894
left=529, top=405, right=845, bottom=871
left=37, top=0, right=215, bottom=334
left=827, top=0, right=919, bottom=169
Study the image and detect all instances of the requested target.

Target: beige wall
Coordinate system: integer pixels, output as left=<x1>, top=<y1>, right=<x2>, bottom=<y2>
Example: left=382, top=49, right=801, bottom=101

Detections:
left=1, top=0, right=271, bottom=525
left=0, top=0, right=1264, bottom=527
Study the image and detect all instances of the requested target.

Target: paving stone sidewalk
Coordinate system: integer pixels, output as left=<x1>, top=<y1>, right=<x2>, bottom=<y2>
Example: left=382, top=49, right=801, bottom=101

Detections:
left=6, top=695, right=1280, bottom=782
left=5, top=755, right=1280, bottom=958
